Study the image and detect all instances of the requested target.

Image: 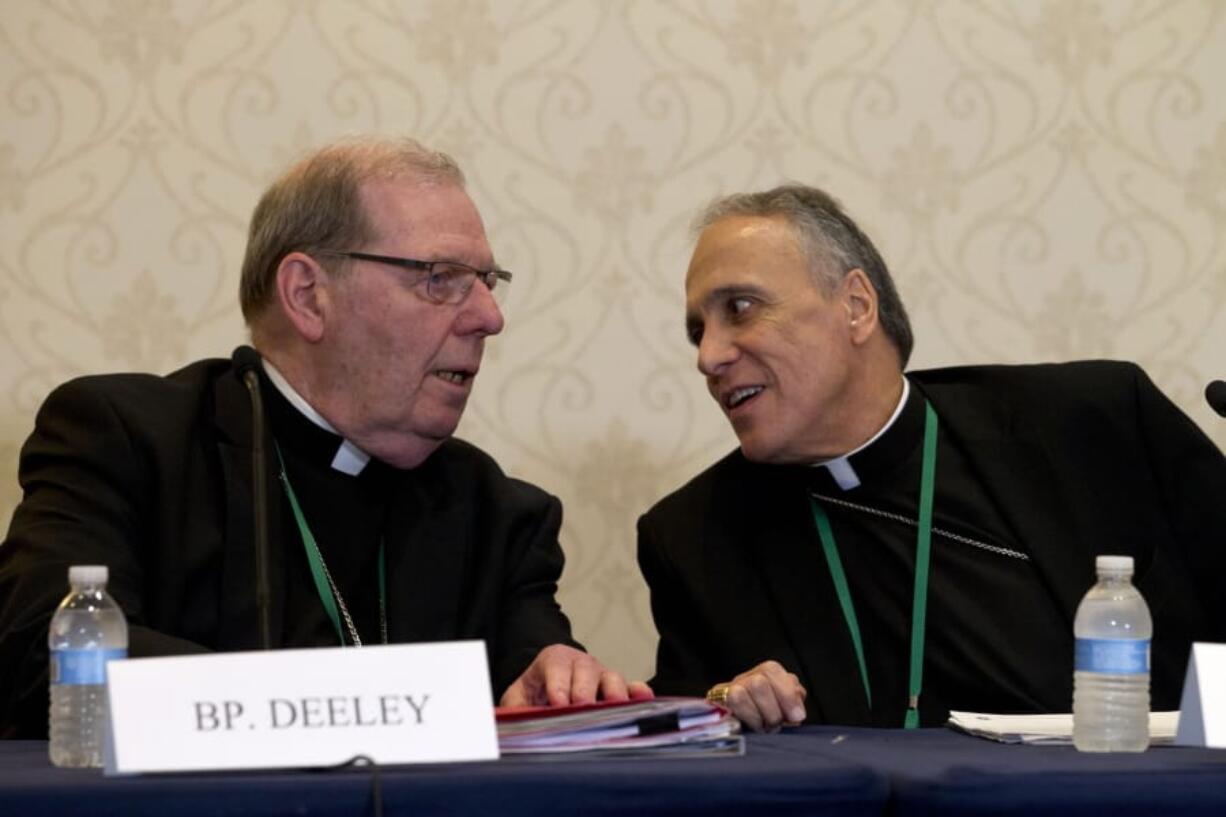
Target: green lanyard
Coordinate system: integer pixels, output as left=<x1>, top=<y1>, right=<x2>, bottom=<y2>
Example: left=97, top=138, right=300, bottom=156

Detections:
left=275, top=445, right=387, bottom=646
left=808, top=400, right=938, bottom=729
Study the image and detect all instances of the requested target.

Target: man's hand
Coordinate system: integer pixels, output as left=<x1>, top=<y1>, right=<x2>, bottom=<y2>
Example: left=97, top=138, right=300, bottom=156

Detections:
left=500, top=644, right=654, bottom=708
left=710, top=660, right=806, bottom=732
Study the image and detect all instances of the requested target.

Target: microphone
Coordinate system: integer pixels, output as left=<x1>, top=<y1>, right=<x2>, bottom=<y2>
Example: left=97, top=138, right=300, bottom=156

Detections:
left=1208, top=380, right=1226, bottom=419
left=233, top=345, right=273, bottom=650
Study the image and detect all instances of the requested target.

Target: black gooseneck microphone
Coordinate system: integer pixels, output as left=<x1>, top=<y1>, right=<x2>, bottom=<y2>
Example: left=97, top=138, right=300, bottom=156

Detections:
left=1206, top=380, right=1226, bottom=419
left=233, top=345, right=273, bottom=650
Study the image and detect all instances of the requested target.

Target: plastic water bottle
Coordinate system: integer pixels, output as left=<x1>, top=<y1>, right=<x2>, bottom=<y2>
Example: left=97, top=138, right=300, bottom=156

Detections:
left=1072, top=555, right=1151, bottom=752
left=48, top=565, right=129, bottom=768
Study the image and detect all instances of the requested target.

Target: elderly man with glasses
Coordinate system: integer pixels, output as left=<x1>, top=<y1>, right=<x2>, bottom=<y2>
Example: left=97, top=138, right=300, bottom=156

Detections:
left=0, top=136, right=648, bottom=739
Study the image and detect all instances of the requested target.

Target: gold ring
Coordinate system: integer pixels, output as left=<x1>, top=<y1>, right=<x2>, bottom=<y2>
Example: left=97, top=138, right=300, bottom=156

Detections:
left=705, top=682, right=732, bottom=707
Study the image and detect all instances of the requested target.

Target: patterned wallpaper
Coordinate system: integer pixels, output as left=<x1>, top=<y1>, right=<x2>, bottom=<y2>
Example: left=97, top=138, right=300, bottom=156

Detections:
left=2, top=1, right=1224, bottom=681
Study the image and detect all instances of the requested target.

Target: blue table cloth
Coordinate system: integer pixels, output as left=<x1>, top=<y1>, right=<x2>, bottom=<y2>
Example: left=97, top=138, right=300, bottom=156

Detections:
left=762, top=726, right=1226, bottom=817
left=6, top=727, right=1226, bottom=816
left=0, top=736, right=887, bottom=817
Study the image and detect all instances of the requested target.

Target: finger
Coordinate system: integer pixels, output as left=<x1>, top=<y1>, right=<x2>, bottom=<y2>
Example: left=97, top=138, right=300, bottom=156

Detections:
left=627, top=681, right=655, bottom=700
left=499, top=681, right=530, bottom=709
left=725, top=683, right=764, bottom=732
left=779, top=681, right=807, bottom=724
left=544, top=657, right=576, bottom=707
left=764, top=672, right=806, bottom=724
left=566, top=656, right=602, bottom=705
left=597, top=671, right=630, bottom=702
left=752, top=662, right=807, bottom=724
left=743, top=672, right=786, bottom=732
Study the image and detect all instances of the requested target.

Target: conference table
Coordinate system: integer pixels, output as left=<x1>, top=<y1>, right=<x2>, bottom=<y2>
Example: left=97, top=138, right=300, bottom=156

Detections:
left=3, top=726, right=1226, bottom=816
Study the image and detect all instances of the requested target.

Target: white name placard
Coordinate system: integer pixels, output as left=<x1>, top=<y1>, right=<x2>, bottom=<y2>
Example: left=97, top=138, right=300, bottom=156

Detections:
left=1175, top=642, right=1226, bottom=749
left=105, top=640, right=498, bottom=774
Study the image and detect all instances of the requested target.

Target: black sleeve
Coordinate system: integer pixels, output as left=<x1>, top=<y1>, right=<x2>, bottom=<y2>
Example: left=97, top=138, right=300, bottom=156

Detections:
left=636, top=513, right=720, bottom=697
left=0, top=379, right=207, bottom=739
left=1131, top=365, right=1226, bottom=637
left=489, top=487, right=581, bottom=697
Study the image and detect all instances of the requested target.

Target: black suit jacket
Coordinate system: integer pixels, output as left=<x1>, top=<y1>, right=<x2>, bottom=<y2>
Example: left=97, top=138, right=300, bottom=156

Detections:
left=638, top=361, right=1226, bottom=724
left=0, top=357, right=576, bottom=738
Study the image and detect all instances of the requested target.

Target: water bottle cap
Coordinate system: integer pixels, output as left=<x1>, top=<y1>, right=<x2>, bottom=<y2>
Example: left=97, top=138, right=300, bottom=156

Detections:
left=68, top=565, right=108, bottom=586
left=1095, top=555, right=1133, bottom=572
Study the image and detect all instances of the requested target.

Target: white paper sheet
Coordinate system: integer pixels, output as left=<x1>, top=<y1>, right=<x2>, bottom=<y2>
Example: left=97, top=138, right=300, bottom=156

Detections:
left=947, top=710, right=1179, bottom=745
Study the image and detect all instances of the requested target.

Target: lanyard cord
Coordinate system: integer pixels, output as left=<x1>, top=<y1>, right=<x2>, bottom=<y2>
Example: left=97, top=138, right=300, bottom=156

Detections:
left=808, top=400, right=938, bottom=728
left=275, top=444, right=388, bottom=647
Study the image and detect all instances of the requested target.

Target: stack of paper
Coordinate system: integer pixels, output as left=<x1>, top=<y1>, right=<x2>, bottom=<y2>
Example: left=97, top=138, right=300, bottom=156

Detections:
left=947, top=710, right=1180, bottom=745
left=497, top=697, right=744, bottom=758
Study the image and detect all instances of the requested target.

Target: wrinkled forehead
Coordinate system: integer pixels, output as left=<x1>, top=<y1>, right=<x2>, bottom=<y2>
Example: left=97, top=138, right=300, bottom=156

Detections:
left=685, top=215, right=806, bottom=304
left=360, top=177, right=493, bottom=263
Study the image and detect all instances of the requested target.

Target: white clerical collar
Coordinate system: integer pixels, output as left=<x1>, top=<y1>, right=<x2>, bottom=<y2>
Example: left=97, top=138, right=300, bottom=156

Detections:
left=812, top=378, right=910, bottom=491
left=260, top=358, right=371, bottom=476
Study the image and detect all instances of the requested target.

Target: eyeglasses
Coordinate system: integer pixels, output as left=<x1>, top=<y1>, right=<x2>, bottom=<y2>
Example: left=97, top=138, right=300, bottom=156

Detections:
left=316, top=250, right=512, bottom=305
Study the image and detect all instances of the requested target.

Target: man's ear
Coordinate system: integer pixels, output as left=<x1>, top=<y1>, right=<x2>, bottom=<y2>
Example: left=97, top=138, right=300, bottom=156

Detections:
left=274, top=252, right=330, bottom=343
left=842, top=268, right=879, bottom=346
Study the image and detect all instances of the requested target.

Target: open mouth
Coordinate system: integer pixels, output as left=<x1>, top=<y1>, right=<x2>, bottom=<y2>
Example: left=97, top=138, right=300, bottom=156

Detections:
left=724, top=386, right=764, bottom=410
left=434, top=369, right=474, bottom=385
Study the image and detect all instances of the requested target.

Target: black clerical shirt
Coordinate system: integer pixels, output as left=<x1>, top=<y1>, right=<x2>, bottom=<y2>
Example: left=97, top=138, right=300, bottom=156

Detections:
left=262, top=377, right=394, bottom=648
left=807, top=378, right=1073, bottom=726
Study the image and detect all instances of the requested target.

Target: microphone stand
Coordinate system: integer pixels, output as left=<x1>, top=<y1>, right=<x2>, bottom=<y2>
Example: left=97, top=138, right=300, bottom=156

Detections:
left=241, top=364, right=273, bottom=651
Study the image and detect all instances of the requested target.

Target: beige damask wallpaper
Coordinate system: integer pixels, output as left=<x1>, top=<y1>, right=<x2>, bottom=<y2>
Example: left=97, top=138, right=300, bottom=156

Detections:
left=2, top=1, right=1224, bottom=680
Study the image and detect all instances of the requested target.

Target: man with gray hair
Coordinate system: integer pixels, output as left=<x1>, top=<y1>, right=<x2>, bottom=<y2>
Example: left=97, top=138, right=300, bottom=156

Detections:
left=638, top=183, right=1226, bottom=732
left=0, top=136, right=647, bottom=739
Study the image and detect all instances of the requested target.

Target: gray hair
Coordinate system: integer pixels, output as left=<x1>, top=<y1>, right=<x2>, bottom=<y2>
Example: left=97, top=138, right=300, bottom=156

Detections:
left=695, top=184, right=914, bottom=366
left=239, top=135, right=466, bottom=323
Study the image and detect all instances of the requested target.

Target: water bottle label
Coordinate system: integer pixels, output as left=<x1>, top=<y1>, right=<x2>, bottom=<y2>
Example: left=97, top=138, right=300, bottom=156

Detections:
left=50, top=648, right=128, bottom=686
left=1075, top=638, right=1150, bottom=674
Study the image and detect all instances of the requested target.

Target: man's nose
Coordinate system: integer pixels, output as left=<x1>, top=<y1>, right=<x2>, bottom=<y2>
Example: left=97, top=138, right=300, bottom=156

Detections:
left=457, top=279, right=505, bottom=337
left=696, top=328, right=737, bottom=376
